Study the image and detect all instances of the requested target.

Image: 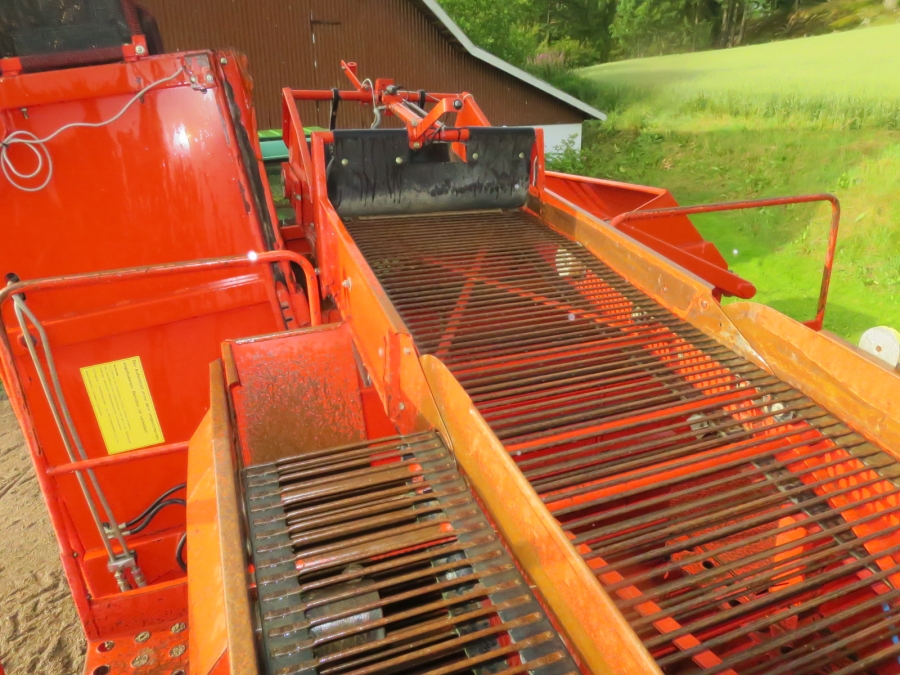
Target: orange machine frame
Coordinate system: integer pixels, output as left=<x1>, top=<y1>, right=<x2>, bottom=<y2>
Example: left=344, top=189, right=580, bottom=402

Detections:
left=0, top=47, right=319, bottom=657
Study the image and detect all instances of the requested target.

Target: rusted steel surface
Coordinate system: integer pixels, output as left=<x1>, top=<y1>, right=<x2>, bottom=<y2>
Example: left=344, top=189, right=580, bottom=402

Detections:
left=139, top=0, right=586, bottom=129
left=242, top=431, right=579, bottom=675
left=226, top=324, right=368, bottom=466
left=348, top=209, right=900, bottom=675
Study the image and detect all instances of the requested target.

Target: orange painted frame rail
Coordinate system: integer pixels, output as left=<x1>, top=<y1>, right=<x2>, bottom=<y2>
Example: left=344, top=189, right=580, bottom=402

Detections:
left=0, top=250, right=321, bottom=325
left=45, top=441, right=190, bottom=477
left=610, top=193, right=840, bottom=331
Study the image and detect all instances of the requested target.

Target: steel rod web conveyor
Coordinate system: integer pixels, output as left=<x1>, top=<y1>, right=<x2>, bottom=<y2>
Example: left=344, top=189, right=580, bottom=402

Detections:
left=343, top=210, right=900, bottom=675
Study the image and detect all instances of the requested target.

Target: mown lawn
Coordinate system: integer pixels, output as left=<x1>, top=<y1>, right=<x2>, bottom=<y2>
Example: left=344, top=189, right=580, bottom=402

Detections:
left=581, top=23, right=900, bottom=102
left=560, top=24, right=900, bottom=343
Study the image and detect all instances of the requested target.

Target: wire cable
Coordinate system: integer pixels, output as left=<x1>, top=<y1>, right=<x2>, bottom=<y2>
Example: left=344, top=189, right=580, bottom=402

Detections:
left=123, top=483, right=186, bottom=528
left=1, top=66, right=185, bottom=192
left=124, top=499, right=186, bottom=536
left=175, top=532, right=188, bottom=572
left=361, top=78, right=383, bottom=129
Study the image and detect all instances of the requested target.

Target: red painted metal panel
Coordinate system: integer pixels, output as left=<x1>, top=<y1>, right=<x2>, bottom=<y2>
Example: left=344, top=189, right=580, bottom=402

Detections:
left=0, top=51, right=312, bottom=640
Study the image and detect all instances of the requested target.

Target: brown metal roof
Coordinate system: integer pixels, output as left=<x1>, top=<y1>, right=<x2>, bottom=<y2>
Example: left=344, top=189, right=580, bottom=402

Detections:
left=140, top=0, right=602, bottom=130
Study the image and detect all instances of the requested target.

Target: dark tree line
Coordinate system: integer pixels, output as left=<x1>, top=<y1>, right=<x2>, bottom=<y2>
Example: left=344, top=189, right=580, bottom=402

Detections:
left=439, top=0, right=824, bottom=65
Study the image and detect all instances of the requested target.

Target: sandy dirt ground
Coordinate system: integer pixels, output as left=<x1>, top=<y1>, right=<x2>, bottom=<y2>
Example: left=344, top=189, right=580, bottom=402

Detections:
left=0, top=388, right=86, bottom=674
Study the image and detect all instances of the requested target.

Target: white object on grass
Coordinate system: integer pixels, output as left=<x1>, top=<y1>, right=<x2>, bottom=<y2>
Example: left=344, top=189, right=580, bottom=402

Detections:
left=859, top=326, right=900, bottom=368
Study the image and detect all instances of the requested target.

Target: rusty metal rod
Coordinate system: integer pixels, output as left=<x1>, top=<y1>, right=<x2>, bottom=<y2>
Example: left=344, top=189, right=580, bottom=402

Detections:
left=532, top=395, right=820, bottom=491
left=607, top=476, right=898, bottom=597
left=582, top=455, right=873, bottom=559
left=486, top=362, right=758, bottom=435
left=589, top=468, right=891, bottom=567
left=445, top=328, right=719, bottom=371
left=267, top=549, right=504, bottom=621
left=749, top=609, right=900, bottom=675
left=456, top=337, right=739, bottom=387
left=282, top=482, right=463, bottom=530
left=653, top=541, right=900, bottom=665
left=637, top=519, right=900, bottom=629
left=562, top=432, right=867, bottom=534
left=465, top=347, right=748, bottom=401
left=710, top=588, right=900, bottom=675
left=531, top=402, right=829, bottom=492
left=504, top=379, right=786, bottom=446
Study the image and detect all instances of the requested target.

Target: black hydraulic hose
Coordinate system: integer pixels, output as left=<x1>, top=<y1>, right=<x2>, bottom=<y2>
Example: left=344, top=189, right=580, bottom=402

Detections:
left=126, top=499, right=186, bottom=535
left=176, top=532, right=187, bottom=572
left=124, top=483, right=186, bottom=528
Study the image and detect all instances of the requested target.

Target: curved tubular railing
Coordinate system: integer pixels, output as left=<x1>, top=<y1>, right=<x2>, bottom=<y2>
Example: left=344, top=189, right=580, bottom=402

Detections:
left=610, top=194, right=840, bottom=331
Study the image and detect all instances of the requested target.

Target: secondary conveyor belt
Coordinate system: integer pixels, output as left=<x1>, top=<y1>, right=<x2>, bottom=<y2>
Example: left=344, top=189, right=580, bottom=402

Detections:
left=244, top=431, right=579, bottom=675
left=348, top=209, right=900, bottom=675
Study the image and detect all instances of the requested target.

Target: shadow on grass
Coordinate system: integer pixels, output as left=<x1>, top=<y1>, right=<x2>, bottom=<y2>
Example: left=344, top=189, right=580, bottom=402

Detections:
left=766, top=297, right=878, bottom=337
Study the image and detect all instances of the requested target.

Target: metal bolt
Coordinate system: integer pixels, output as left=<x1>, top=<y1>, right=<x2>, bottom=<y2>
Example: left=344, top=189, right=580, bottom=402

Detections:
left=169, top=644, right=186, bottom=658
left=205, top=73, right=214, bottom=84
left=395, top=157, right=404, bottom=164
left=398, top=403, right=406, bottom=411
left=132, top=653, right=150, bottom=667
left=412, top=142, right=421, bottom=149
left=99, top=641, right=114, bottom=652
left=700, top=299, right=710, bottom=309
left=341, top=158, right=349, bottom=166
left=472, top=152, right=479, bottom=160
left=518, top=152, right=525, bottom=159
left=171, top=622, right=186, bottom=634
left=342, top=278, right=352, bottom=289
left=403, top=347, right=411, bottom=355
left=135, top=631, right=151, bottom=643
left=135, top=45, right=146, bottom=55
left=20, top=107, right=28, bottom=120
left=220, top=57, right=228, bottom=65
left=377, top=348, right=384, bottom=357
left=314, top=268, right=320, bottom=275
left=189, top=75, right=198, bottom=84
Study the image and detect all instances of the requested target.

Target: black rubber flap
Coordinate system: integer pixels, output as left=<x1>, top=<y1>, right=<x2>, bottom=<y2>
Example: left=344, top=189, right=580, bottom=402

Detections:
left=327, top=127, right=535, bottom=218
left=0, top=0, right=135, bottom=59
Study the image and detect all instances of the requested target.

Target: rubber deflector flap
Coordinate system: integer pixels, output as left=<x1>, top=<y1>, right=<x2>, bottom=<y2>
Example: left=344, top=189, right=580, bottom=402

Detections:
left=327, top=127, right=535, bottom=218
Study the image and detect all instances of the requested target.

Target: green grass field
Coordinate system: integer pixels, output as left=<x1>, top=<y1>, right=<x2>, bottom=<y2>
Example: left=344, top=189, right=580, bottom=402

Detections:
left=583, top=23, right=900, bottom=102
left=562, top=23, right=900, bottom=343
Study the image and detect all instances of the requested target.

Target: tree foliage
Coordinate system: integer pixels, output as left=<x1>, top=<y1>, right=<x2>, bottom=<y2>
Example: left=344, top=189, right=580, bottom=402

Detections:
left=437, top=0, right=833, bottom=66
left=611, top=0, right=716, bottom=58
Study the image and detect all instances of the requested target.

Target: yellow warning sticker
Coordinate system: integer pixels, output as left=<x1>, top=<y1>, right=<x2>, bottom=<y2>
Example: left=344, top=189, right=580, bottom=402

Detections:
left=81, top=357, right=164, bottom=455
